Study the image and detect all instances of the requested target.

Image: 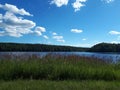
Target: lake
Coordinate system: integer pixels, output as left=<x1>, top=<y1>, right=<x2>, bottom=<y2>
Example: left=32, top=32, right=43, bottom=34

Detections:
left=0, top=52, right=120, bottom=62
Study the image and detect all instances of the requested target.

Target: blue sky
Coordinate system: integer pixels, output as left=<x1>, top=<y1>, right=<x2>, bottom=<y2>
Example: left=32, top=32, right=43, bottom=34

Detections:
left=0, top=0, right=120, bottom=47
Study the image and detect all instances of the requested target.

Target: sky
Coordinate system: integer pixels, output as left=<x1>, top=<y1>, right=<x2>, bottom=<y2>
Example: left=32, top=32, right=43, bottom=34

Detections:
left=0, top=0, right=120, bottom=47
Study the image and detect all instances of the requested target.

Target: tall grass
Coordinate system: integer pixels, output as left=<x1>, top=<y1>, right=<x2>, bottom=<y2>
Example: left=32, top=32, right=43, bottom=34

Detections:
left=0, top=53, right=120, bottom=81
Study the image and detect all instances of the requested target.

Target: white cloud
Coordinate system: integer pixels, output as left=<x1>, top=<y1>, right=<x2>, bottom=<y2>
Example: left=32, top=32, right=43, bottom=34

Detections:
left=0, top=3, right=32, bottom=16
left=34, top=26, right=46, bottom=36
left=35, top=27, right=46, bottom=32
left=71, top=29, right=83, bottom=33
left=53, top=34, right=65, bottom=43
left=0, top=12, right=35, bottom=37
left=0, top=3, right=47, bottom=38
left=53, top=35, right=63, bottom=39
left=102, top=0, right=115, bottom=3
left=3, top=12, right=35, bottom=28
left=57, top=39, right=65, bottom=42
left=50, top=0, right=87, bottom=12
left=50, top=0, right=69, bottom=7
left=109, top=31, right=120, bottom=35
left=43, top=35, right=49, bottom=39
left=82, top=38, right=87, bottom=41
left=50, top=0, right=114, bottom=12
left=52, top=32, right=65, bottom=42
left=72, top=0, right=87, bottom=12
left=52, top=32, right=57, bottom=35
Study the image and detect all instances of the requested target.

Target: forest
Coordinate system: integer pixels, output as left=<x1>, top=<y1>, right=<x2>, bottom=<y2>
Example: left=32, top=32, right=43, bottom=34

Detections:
left=89, top=43, right=120, bottom=52
left=0, top=42, right=88, bottom=52
left=0, top=42, right=120, bottom=52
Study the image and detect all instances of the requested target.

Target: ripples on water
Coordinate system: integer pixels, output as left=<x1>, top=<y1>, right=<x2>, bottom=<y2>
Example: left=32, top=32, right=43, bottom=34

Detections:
left=0, top=52, right=120, bottom=63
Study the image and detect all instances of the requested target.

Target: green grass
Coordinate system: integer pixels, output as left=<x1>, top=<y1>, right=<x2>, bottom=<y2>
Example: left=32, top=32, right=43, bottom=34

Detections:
left=0, top=54, right=120, bottom=89
left=0, top=80, right=120, bottom=90
left=0, top=54, right=120, bottom=81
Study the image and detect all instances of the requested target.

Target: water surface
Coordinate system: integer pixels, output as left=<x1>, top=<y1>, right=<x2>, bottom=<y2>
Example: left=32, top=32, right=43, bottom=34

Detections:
left=0, top=52, right=120, bottom=62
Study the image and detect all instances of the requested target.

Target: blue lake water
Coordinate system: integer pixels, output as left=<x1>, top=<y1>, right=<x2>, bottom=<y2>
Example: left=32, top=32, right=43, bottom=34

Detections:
left=0, top=52, right=120, bottom=62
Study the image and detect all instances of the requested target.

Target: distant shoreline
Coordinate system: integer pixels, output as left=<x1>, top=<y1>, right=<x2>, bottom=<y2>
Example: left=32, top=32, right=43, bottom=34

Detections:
left=0, top=42, right=89, bottom=52
left=0, top=42, right=120, bottom=52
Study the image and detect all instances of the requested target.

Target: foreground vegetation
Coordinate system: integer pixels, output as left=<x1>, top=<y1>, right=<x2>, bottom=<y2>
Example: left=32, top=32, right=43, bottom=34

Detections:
left=0, top=80, right=120, bottom=90
left=0, top=53, right=120, bottom=81
left=0, top=53, right=120, bottom=89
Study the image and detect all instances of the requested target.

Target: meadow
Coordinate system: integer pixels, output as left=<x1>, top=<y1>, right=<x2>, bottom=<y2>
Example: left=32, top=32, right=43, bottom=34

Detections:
left=0, top=53, right=120, bottom=89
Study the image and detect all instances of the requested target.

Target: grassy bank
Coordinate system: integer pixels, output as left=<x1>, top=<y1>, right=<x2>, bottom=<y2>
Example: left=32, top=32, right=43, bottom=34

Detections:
left=0, top=53, right=120, bottom=81
left=0, top=80, right=120, bottom=90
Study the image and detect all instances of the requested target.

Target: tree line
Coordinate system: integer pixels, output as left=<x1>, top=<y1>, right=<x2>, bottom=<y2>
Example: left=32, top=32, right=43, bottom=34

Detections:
left=89, top=43, right=120, bottom=52
left=0, top=43, right=88, bottom=52
left=1, top=42, right=120, bottom=52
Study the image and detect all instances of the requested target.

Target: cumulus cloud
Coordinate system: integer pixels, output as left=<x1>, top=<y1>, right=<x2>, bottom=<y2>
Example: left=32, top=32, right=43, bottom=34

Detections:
left=0, top=3, right=32, bottom=16
left=0, top=12, right=35, bottom=37
left=50, top=0, right=114, bottom=12
left=2, top=12, right=35, bottom=28
left=0, top=3, right=47, bottom=38
left=52, top=33, right=65, bottom=42
left=72, top=0, right=87, bottom=12
left=50, top=0, right=69, bottom=7
left=50, top=0, right=87, bottom=12
left=109, top=31, right=120, bottom=35
left=43, top=35, right=49, bottom=39
left=71, top=29, right=83, bottom=33
left=0, top=3, right=35, bottom=37
left=102, top=0, right=115, bottom=3
left=34, top=26, right=46, bottom=36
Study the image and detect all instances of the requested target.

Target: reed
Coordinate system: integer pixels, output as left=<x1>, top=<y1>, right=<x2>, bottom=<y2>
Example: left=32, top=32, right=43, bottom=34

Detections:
left=0, top=53, right=120, bottom=81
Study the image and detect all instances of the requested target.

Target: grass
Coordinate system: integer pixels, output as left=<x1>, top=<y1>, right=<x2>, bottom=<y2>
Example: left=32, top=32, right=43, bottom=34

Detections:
left=0, top=53, right=120, bottom=81
left=0, top=80, right=120, bottom=90
left=0, top=53, right=120, bottom=89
